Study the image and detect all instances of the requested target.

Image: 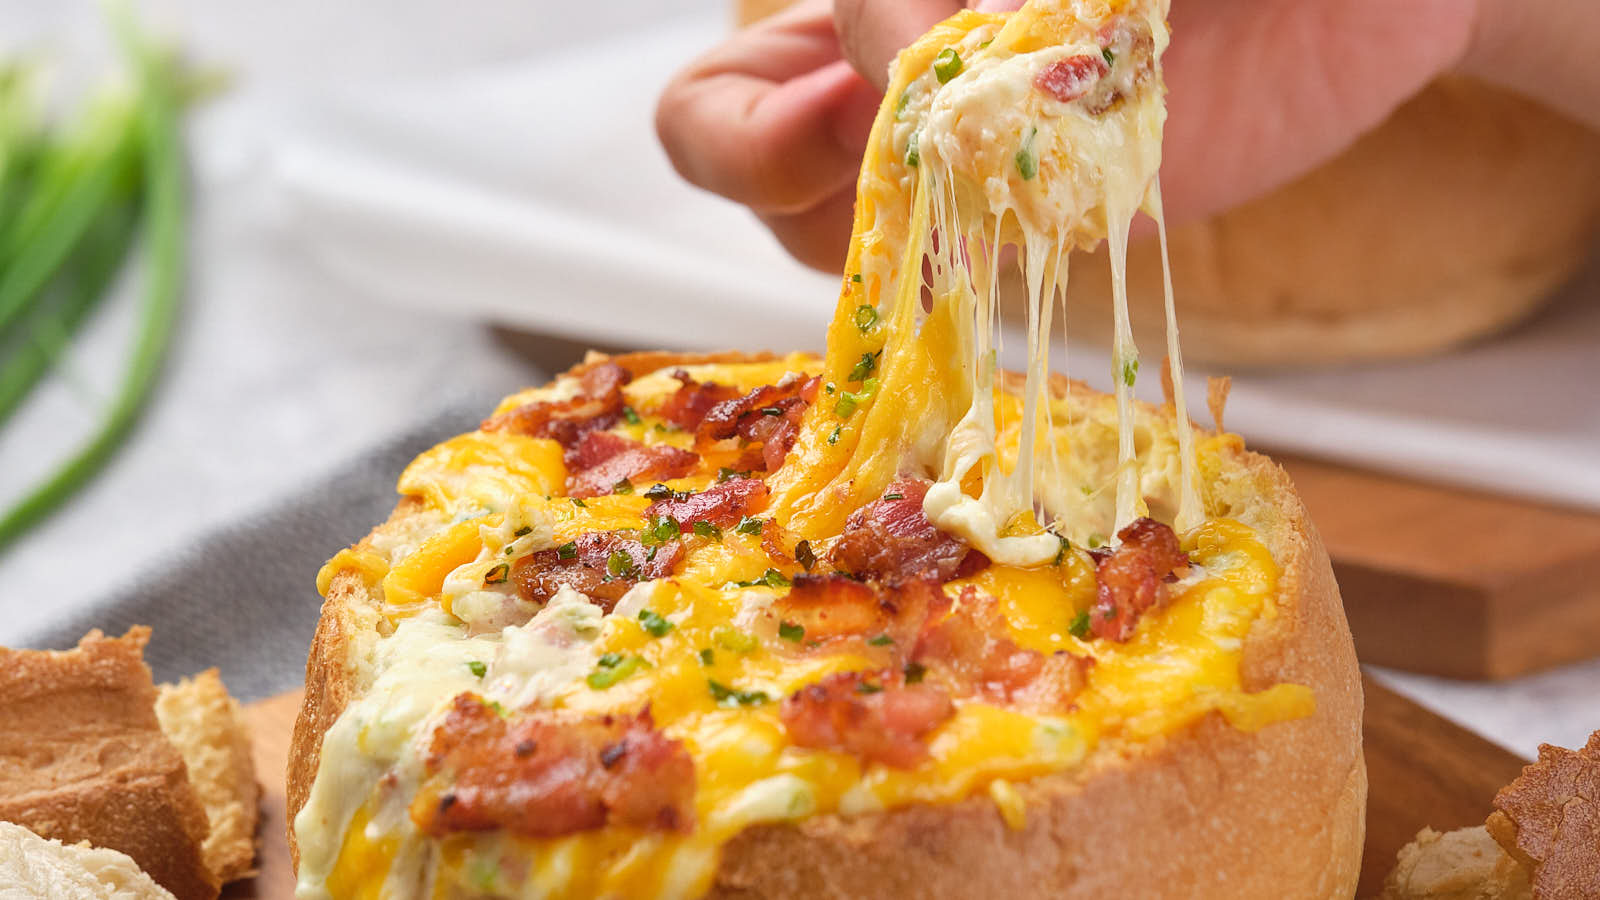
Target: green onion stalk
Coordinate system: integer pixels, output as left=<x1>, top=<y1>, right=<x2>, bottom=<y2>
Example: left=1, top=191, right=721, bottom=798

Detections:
left=0, top=14, right=187, bottom=550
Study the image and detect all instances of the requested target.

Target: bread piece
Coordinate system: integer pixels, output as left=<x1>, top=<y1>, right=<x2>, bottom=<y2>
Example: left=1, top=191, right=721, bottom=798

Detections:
left=154, top=670, right=260, bottom=883
left=289, top=351, right=1366, bottom=898
left=1058, top=77, right=1600, bottom=367
left=0, top=629, right=218, bottom=900
left=1486, top=730, right=1600, bottom=898
left=0, top=820, right=177, bottom=900
left=1378, top=827, right=1532, bottom=900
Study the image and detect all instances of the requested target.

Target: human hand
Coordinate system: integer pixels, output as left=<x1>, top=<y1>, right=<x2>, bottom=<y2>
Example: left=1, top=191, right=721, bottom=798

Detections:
left=657, top=0, right=1597, bottom=273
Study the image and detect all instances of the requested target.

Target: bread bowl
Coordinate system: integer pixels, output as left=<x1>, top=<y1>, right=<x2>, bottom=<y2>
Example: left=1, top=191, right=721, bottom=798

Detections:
left=291, top=0, right=1365, bottom=895
left=288, top=351, right=1364, bottom=898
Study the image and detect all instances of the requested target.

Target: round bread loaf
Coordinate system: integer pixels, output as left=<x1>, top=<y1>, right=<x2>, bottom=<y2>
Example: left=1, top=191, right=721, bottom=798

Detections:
left=288, top=351, right=1365, bottom=898
left=1058, top=77, right=1600, bottom=366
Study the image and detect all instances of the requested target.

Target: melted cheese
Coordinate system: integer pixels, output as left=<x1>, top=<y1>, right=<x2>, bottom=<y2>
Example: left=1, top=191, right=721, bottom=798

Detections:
left=294, top=3, right=1318, bottom=897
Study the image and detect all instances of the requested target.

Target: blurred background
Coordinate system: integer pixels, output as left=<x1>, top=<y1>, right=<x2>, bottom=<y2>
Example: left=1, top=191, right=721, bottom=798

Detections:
left=0, top=0, right=1596, bottom=762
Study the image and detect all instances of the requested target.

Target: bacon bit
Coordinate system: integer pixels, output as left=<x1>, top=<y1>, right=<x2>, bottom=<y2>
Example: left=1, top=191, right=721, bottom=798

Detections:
left=695, top=375, right=820, bottom=472
left=414, top=695, right=694, bottom=838
left=914, top=589, right=1091, bottom=711
left=655, top=370, right=742, bottom=431
left=1034, top=54, right=1108, bottom=103
left=759, top=517, right=796, bottom=566
left=482, top=362, right=630, bottom=448
left=645, top=477, right=768, bottom=529
left=773, top=575, right=946, bottom=650
left=511, top=531, right=682, bottom=610
left=829, top=479, right=986, bottom=582
left=780, top=670, right=953, bottom=769
left=1487, top=730, right=1600, bottom=897
left=1089, top=517, right=1188, bottom=642
left=773, top=575, right=886, bottom=642
left=567, top=431, right=698, bottom=498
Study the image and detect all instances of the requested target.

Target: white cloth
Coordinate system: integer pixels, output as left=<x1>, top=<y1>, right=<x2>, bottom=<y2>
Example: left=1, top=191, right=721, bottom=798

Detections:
left=0, top=0, right=1595, bottom=758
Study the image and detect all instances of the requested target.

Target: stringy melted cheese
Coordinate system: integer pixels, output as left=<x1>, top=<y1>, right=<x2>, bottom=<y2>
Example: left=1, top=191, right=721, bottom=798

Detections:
left=294, top=2, right=1316, bottom=896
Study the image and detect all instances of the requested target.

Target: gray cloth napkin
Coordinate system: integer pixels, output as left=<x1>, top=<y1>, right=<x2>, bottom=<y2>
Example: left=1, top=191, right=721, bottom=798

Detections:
left=16, top=402, right=491, bottom=702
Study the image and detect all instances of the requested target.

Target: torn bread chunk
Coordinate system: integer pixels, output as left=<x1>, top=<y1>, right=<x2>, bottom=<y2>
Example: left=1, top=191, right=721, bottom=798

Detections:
left=0, top=820, right=177, bottom=899
left=1487, top=731, right=1600, bottom=898
left=1379, top=826, right=1532, bottom=900
left=155, top=669, right=261, bottom=883
left=0, top=629, right=218, bottom=900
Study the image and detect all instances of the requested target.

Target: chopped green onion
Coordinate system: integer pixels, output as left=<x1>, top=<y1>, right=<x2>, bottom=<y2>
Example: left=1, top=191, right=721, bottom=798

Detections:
left=933, top=48, right=963, bottom=83
left=638, top=608, right=673, bottom=637
left=692, top=520, right=723, bottom=541
left=640, top=515, right=681, bottom=545
left=587, top=654, right=645, bottom=689
left=895, top=89, right=911, bottom=118
left=856, top=681, right=884, bottom=695
left=622, top=405, right=641, bottom=425
left=1101, top=47, right=1115, bottom=67
left=847, top=350, right=878, bottom=383
left=483, top=563, right=510, bottom=585
left=714, top=627, right=758, bottom=653
left=606, top=550, right=635, bottom=579
left=868, top=634, right=894, bottom=647
left=735, top=516, right=764, bottom=536
left=572, top=497, right=587, bottom=508
left=778, top=620, right=805, bottom=642
left=883, top=493, right=904, bottom=502
left=834, top=394, right=859, bottom=418
left=709, top=680, right=770, bottom=707
left=466, top=660, right=487, bottom=678
left=612, top=478, right=634, bottom=495
left=904, top=662, right=927, bottom=684
left=851, top=272, right=862, bottom=284
left=1068, top=610, right=1092, bottom=640
left=854, top=304, right=879, bottom=332
left=699, top=648, right=714, bottom=666
left=1015, top=127, right=1039, bottom=181
left=759, top=406, right=784, bottom=416
left=827, top=426, right=842, bottom=445
left=905, top=131, right=920, bottom=168
left=1053, top=534, right=1071, bottom=565
left=1087, top=534, right=1105, bottom=550
left=557, top=541, right=578, bottom=560
left=717, top=466, right=740, bottom=483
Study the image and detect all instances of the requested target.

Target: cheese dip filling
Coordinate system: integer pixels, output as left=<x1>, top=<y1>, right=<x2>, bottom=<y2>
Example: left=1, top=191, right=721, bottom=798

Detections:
left=294, top=1, right=1315, bottom=897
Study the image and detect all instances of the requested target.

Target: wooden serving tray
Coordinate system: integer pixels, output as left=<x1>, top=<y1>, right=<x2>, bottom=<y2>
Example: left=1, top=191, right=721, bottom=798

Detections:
left=1279, top=455, right=1600, bottom=680
left=226, top=675, right=1528, bottom=898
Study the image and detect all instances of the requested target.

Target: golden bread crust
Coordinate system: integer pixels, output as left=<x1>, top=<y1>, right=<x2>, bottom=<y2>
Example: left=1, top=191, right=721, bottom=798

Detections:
left=290, top=351, right=1365, bottom=897
left=1059, top=77, right=1600, bottom=367
left=0, top=629, right=219, bottom=900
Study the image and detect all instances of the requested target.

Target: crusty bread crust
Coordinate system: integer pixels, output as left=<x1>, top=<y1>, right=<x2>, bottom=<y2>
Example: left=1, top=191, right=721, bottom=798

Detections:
left=0, top=629, right=219, bottom=900
left=290, top=351, right=1365, bottom=897
left=1056, top=77, right=1600, bottom=367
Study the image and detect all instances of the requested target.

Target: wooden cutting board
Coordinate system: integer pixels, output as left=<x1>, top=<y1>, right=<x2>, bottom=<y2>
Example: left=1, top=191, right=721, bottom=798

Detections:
left=1279, top=455, right=1600, bottom=681
left=224, top=675, right=1530, bottom=898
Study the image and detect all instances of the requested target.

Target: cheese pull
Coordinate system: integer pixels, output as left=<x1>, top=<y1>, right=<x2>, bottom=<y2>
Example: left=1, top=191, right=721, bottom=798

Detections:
left=771, top=0, right=1200, bottom=557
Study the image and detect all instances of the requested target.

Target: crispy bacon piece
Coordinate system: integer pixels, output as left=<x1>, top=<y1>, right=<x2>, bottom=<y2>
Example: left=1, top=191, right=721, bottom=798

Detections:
left=695, top=375, right=820, bottom=472
left=482, top=362, right=630, bottom=447
left=828, top=479, right=986, bottom=582
left=511, top=531, right=682, bottom=610
left=773, top=575, right=945, bottom=647
left=413, top=695, right=694, bottom=839
left=780, top=670, right=953, bottom=769
left=1487, top=731, right=1600, bottom=898
left=655, top=370, right=742, bottom=431
left=1089, top=517, right=1188, bottom=642
left=644, top=477, right=768, bottom=529
left=914, top=590, right=1091, bottom=711
left=566, top=431, right=698, bottom=498
left=1034, top=54, right=1109, bottom=103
